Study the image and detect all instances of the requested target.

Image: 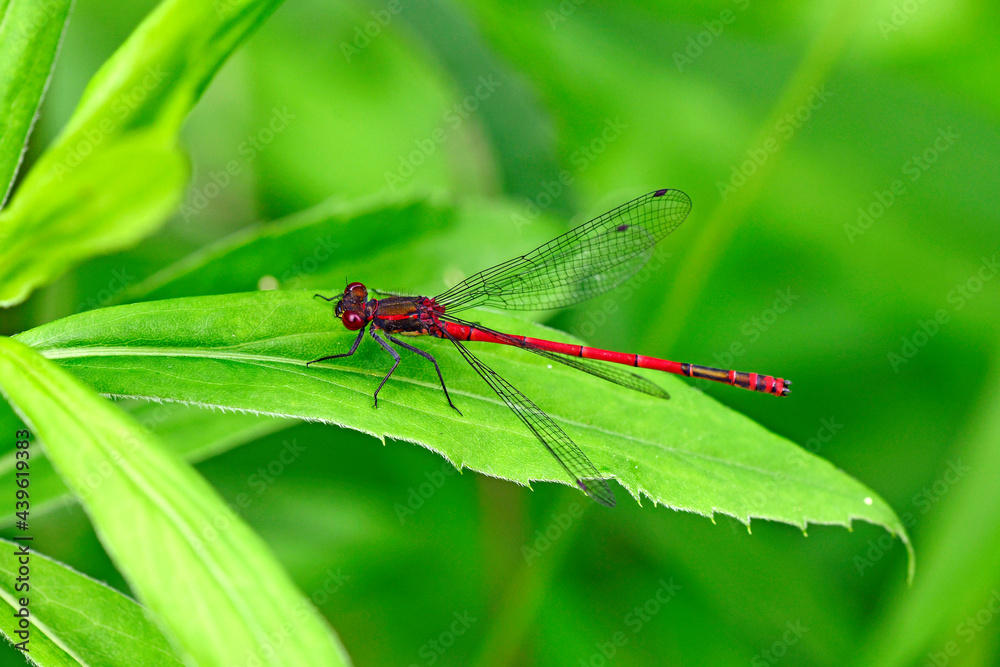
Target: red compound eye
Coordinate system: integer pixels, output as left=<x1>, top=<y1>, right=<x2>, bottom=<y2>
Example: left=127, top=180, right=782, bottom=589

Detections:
left=341, top=310, right=365, bottom=331
left=346, top=281, right=365, bottom=293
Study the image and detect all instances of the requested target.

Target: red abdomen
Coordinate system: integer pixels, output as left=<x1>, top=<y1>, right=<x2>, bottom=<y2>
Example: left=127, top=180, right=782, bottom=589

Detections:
left=440, top=321, right=789, bottom=396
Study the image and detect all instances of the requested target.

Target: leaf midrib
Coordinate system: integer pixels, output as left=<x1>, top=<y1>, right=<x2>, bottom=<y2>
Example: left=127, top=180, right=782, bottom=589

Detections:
left=35, top=344, right=871, bottom=505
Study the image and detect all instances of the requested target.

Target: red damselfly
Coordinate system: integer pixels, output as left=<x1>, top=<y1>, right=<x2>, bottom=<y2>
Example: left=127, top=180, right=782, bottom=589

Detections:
left=309, top=189, right=790, bottom=507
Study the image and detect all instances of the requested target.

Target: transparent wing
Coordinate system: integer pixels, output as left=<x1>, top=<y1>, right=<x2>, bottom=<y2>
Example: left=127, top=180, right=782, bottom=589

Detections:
left=441, top=315, right=669, bottom=400
left=442, top=330, right=616, bottom=507
left=434, top=189, right=691, bottom=313
left=526, top=348, right=670, bottom=400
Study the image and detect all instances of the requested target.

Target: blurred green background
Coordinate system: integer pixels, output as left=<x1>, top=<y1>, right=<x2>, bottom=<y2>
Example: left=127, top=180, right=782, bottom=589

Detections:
left=3, top=0, right=1000, bottom=664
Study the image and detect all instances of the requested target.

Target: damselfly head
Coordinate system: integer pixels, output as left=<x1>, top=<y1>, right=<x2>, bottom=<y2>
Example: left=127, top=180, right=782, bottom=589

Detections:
left=336, top=281, right=370, bottom=331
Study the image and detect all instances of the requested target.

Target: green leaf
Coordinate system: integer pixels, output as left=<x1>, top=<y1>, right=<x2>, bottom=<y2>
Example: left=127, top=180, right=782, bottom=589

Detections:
left=0, top=132, right=187, bottom=307
left=0, top=537, right=183, bottom=665
left=15, top=291, right=912, bottom=576
left=18, top=0, right=286, bottom=202
left=0, top=0, right=286, bottom=306
left=0, top=401, right=294, bottom=529
left=0, top=0, right=73, bottom=207
left=0, top=337, right=351, bottom=666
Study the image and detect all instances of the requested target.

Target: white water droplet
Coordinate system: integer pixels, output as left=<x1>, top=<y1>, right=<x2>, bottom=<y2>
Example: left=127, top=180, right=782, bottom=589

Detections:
left=864, top=497, right=873, bottom=505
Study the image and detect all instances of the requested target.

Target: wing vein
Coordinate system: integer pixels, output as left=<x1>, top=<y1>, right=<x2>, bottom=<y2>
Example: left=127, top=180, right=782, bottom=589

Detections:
left=434, top=189, right=691, bottom=312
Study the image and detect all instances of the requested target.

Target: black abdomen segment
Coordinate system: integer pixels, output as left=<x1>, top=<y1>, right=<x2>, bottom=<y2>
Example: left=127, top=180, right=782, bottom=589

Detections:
left=682, top=364, right=790, bottom=396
